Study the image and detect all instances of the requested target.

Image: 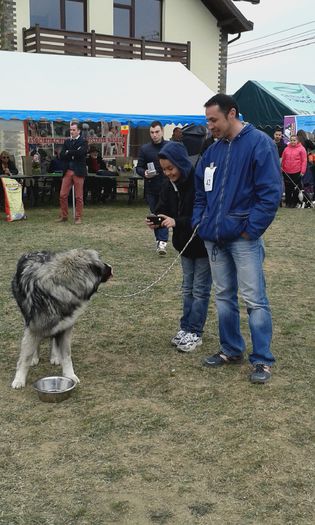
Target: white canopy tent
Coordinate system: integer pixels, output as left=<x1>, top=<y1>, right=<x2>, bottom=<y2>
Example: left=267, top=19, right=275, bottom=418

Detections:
left=0, top=51, right=215, bottom=125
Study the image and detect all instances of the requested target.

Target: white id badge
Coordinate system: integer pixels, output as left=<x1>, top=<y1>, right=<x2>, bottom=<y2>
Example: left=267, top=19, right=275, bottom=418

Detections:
left=204, top=164, right=216, bottom=192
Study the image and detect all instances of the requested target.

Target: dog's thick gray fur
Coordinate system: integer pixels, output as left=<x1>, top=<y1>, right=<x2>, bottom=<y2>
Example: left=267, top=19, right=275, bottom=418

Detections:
left=11, top=249, right=112, bottom=389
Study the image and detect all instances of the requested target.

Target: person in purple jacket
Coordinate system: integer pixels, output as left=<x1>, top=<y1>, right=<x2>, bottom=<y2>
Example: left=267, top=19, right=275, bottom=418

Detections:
left=192, top=94, right=282, bottom=384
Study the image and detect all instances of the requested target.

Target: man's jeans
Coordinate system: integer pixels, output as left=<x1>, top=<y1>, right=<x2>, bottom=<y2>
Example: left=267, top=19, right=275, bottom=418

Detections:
left=205, top=237, right=275, bottom=366
left=146, top=192, right=168, bottom=243
left=180, top=256, right=212, bottom=337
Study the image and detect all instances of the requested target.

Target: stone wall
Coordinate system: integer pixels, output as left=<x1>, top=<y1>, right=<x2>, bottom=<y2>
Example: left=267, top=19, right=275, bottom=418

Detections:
left=0, top=0, right=17, bottom=50
left=218, top=30, right=228, bottom=94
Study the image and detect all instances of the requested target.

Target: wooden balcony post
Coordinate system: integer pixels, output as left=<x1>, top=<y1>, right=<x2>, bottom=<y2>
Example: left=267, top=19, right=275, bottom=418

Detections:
left=35, top=24, right=40, bottom=53
left=187, top=41, right=191, bottom=70
left=141, top=37, right=145, bottom=60
left=22, top=27, right=26, bottom=52
left=91, top=30, right=96, bottom=56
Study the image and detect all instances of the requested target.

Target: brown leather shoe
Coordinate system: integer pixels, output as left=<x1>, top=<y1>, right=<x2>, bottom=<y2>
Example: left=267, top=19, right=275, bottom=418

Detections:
left=56, top=217, right=67, bottom=222
left=74, top=218, right=82, bottom=225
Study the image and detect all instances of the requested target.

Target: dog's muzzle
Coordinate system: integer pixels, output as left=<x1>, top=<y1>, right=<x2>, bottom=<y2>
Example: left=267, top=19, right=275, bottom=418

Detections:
left=102, top=263, right=113, bottom=282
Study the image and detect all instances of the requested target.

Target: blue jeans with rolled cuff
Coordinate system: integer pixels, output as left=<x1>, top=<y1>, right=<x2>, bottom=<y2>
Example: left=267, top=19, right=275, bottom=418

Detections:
left=180, top=256, right=212, bottom=337
left=205, top=237, right=275, bottom=366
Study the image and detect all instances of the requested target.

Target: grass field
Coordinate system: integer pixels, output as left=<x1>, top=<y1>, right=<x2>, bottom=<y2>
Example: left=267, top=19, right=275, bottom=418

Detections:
left=0, top=201, right=314, bottom=525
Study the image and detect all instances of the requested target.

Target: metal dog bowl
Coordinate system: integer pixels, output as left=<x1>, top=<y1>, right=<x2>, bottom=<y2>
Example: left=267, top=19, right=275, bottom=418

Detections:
left=33, top=376, right=76, bottom=403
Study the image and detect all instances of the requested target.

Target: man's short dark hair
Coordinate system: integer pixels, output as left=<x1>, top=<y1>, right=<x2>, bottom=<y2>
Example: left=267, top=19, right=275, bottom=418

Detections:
left=70, top=121, right=81, bottom=130
left=150, top=120, right=163, bottom=129
left=204, top=94, right=239, bottom=118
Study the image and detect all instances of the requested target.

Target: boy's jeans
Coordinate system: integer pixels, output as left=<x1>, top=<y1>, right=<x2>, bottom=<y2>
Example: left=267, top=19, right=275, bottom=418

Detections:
left=145, top=192, right=168, bottom=243
left=205, top=237, right=275, bottom=366
left=180, top=256, right=212, bottom=337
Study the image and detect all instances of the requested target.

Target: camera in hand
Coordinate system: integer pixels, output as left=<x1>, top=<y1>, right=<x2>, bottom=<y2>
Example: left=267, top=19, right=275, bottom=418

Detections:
left=147, top=214, right=163, bottom=226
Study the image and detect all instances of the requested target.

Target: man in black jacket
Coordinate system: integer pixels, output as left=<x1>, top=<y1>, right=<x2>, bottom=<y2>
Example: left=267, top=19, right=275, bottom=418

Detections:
left=57, top=122, right=88, bottom=225
left=146, top=141, right=212, bottom=352
left=273, top=129, right=286, bottom=158
left=136, top=121, right=169, bottom=255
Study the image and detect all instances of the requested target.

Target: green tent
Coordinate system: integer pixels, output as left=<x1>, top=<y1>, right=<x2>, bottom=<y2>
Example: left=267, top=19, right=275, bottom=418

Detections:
left=233, top=81, right=315, bottom=132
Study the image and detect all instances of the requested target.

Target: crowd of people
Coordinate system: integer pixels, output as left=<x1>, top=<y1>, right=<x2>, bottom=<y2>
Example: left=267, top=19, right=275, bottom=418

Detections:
left=143, top=97, right=314, bottom=385
left=273, top=127, right=315, bottom=208
left=1, top=96, right=314, bottom=385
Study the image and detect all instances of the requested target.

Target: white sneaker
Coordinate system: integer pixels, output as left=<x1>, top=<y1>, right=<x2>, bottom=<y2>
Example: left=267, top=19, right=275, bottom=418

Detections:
left=157, top=241, right=167, bottom=255
left=177, top=332, right=202, bottom=353
left=171, top=330, right=186, bottom=347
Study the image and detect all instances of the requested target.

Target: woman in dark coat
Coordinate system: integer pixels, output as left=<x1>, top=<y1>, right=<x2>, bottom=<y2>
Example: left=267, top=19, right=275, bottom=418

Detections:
left=0, top=151, right=18, bottom=176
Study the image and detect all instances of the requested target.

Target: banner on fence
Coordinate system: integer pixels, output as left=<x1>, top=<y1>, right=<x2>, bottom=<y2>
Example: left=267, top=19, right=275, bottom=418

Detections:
left=1, top=177, right=26, bottom=222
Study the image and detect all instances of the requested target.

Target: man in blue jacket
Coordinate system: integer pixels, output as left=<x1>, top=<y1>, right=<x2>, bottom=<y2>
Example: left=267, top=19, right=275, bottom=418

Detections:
left=192, top=94, right=282, bottom=384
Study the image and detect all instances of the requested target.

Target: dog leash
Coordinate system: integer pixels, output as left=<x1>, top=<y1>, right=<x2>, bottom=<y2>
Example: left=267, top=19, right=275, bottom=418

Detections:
left=102, top=225, right=199, bottom=299
left=282, top=170, right=315, bottom=208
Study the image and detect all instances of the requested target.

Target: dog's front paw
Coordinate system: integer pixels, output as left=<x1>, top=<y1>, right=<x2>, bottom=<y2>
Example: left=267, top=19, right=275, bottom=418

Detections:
left=50, top=355, right=61, bottom=366
left=64, top=373, right=80, bottom=384
left=11, top=377, right=26, bottom=389
left=31, top=356, right=39, bottom=366
left=50, top=340, right=61, bottom=365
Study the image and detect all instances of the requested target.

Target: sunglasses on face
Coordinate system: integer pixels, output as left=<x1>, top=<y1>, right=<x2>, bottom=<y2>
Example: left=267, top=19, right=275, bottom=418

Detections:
left=1, top=156, right=9, bottom=159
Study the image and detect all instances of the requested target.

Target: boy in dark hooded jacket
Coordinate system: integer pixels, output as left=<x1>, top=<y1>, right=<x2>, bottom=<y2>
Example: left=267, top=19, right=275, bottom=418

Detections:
left=146, top=141, right=212, bottom=352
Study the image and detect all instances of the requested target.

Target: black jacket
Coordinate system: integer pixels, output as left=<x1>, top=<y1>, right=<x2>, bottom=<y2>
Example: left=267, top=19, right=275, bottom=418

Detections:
left=136, top=139, right=168, bottom=194
left=0, top=159, right=18, bottom=176
left=61, top=134, right=88, bottom=177
left=155, top=142, right=208, bottom=259
left=275, top=140, right=286, bottom=158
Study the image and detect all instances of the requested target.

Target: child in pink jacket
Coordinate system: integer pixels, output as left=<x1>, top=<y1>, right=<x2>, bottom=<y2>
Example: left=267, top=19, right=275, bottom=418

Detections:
left=282, top=135, right=307, bottom=207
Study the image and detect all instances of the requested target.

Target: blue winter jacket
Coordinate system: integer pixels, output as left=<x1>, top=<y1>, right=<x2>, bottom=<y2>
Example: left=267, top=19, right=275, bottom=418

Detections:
left=192, top=124, right=282, bottom=242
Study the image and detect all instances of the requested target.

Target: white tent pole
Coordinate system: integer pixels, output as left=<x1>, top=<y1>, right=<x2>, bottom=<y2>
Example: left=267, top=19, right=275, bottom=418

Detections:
left=72, top=185, right=75, bottom=220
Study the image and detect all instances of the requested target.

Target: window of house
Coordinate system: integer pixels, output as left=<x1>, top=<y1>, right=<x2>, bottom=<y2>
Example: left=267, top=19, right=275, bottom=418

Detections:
left=114, top=4, right=132, bottom=38
left=30, top=0, right=86, bottom=31
left=65, top=1, right=85, bottom=31
left=114, top=0, right=161, bottom=40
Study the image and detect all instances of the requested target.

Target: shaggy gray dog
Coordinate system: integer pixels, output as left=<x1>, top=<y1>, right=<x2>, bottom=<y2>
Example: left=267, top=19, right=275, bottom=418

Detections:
left=11, top=249, right=112, bottom=389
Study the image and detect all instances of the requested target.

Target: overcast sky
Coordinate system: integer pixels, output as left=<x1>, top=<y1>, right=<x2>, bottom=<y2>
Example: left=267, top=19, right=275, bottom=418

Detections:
left=226, top=0, right=315, bottom=94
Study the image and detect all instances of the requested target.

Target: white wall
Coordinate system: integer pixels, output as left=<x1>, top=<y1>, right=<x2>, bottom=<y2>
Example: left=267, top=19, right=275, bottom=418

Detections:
left=163, top=0, right=220, bottom=92
left=88, top=0, right=113, bottom=34
left=15, top=0, right=30, bottom=51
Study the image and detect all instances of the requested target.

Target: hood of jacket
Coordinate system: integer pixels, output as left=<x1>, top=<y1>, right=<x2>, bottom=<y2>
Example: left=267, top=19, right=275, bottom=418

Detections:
left=287, top=142, right=303, bottom=149
left=158, top=141, right=192, bottom=182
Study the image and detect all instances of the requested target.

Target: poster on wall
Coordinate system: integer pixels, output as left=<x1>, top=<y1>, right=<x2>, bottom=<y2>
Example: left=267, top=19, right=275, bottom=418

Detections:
left=283, top=115, right=315, bottom=143
left=26, top=120, right=127, bottom=172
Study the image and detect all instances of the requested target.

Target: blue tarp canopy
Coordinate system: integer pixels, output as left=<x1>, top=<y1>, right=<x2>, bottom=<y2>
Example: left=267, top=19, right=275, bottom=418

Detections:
left=0, top=51, right=215, bottom=126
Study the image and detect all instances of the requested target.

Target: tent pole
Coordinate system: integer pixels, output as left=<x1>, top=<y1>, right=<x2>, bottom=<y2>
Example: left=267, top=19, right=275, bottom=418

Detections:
left=126, top=121, right=131, bottom=157
left=72, top=185, right=75, bottom=221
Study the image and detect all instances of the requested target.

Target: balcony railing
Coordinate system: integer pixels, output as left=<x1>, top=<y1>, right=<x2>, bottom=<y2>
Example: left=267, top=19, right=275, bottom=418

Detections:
left=23, top=25, right=191, bottom=69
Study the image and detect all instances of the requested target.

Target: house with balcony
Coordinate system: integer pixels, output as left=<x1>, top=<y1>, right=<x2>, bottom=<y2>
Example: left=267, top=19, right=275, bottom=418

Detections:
left=1, top=0, right=253, bottom=92
left=0, top=0, right=254, bottom=168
